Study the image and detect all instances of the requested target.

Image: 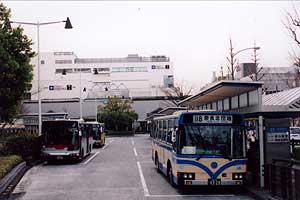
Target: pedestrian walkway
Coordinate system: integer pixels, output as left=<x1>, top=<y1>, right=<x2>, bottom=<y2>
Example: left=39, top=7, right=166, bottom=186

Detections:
left=244, top=185, right=271, bottom=200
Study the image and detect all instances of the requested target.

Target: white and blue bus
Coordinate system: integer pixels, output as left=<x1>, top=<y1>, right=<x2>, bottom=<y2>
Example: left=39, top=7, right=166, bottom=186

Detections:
left=41, top=119, right=93, bottom=161
left=151, top=110, right=246, bottom=187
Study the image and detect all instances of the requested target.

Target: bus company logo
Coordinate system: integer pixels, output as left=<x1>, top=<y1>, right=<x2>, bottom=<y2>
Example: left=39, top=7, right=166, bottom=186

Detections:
left=210, top=162, right=218, bottom=169
left=236, top=166, right=242, bottom=170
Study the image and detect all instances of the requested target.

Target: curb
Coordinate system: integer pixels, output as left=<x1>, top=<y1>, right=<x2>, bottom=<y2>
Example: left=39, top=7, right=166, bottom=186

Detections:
left=0, top=161, right=26, bottom=194
left=0, top=160, right=42, bottom=199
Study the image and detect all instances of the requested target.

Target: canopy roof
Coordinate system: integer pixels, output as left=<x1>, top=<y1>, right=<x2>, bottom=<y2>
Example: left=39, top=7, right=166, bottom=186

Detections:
left=263, top=87, right=300, bottom=111
left=179, top=80, right=263, bottom=107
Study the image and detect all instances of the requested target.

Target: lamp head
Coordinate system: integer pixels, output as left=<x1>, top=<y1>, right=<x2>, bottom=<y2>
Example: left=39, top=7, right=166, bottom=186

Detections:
left=254, top=47, right=260, bottom=50
left=64, top=17, right=73, bottom=29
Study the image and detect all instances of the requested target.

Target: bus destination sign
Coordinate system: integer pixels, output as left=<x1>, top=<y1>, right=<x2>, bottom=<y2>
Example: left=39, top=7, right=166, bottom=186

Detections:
left=193, top=115, right=233, bottom=124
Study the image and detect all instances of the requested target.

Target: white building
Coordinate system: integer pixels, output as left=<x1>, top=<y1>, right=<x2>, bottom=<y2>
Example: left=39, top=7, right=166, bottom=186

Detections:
left=29, top=52, right=174, bottom=100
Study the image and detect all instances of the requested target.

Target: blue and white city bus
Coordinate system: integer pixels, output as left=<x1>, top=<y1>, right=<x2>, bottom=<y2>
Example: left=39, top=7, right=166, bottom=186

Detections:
left=41, top=119, right=93, bottom=161
left=151, top=110, right=246, bottom=187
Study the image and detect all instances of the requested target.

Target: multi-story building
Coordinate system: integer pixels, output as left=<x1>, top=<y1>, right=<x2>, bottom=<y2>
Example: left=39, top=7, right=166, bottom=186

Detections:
left=29, top=52, right=174, bottom=100
left=213, top=63, right=300, bottom=95
left=257, top=67, right=300, bottom=94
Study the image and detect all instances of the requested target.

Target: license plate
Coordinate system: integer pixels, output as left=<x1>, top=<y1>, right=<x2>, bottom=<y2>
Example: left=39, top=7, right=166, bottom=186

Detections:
left=57, top=156, right=63, bottom=160
left=208, top=179, right=221, bottom=186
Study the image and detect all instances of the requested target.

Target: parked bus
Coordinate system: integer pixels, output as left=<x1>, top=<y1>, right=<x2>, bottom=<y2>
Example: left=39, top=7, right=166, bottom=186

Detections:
left=87, top=121, right=106, bottom=148
left=151, top=110, right=246, bottom=187
left=41, top=119, right=93, bottom=161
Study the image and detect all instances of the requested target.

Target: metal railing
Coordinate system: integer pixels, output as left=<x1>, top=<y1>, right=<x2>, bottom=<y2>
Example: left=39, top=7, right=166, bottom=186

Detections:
left=267, top=159, right=300, bottom=200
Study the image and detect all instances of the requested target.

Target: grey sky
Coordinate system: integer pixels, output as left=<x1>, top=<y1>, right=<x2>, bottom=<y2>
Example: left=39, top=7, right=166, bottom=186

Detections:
left=3, top=1, right=298, bottom=89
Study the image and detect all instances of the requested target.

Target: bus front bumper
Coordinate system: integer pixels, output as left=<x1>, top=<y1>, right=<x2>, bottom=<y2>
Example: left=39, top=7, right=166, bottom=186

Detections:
left=180, top=179, right=243, bottom=186
left=41, top=151, right=80, bottom=160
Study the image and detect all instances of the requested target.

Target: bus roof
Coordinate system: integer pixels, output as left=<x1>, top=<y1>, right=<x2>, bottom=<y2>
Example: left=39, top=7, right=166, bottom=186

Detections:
left=43, top=119, right=84, bottom=123
left=153, top=109, right=242, bottom=121
left=85, top=121, right=105, bottom=125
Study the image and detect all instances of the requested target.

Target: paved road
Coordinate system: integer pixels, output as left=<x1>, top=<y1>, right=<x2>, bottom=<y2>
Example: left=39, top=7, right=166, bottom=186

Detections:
left=9, top=135, right=254, bottom=200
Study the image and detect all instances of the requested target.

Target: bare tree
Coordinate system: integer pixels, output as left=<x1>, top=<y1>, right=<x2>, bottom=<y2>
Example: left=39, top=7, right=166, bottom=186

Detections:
left=284, top=8, right=300, bottom=68
left=250, top=41, right=265, bottom=81
left=160, top=80, right=195, bottom=106
left=226, top=38, right=237, bottom=80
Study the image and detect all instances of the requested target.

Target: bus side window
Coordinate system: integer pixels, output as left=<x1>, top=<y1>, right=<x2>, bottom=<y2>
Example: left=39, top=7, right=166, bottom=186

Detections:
left=166, top=119, right=172, bottom=143
left=159, top=120, right=163, bottom=141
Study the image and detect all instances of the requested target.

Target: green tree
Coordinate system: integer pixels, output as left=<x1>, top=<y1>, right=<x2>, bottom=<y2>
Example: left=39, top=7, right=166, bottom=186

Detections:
left=0, top=3, right=35, bottom=123
left=98, top=96, right=138, bottom=131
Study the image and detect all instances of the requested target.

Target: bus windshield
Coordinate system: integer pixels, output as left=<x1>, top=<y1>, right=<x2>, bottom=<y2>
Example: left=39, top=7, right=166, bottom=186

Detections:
left=179, top=125, right=244, bottom=159
left=42, top=121, right=79, bottom=146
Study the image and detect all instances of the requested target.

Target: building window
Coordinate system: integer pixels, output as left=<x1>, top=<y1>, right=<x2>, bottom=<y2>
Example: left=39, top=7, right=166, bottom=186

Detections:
left=165, top=65, right=170, bottom=69
left=217, top=100, right=223, bottom=111
left=224, top=98, right=229, bottom=110
left=232, top=96, right=239, bottom=109
left=163, top=75, right=174, bottom=88
left=249, top=90, right=259, bottom=106
left=41, top=60, right=45, bottom=64
left=55, top=60, right=72, bottom=64
left=212, top=102, right=217, bottom=110
left=239, top=93, right=248, bottom=108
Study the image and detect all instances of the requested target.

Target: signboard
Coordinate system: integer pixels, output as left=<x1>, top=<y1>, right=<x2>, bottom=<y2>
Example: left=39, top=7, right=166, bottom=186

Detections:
left=193, top=115, right=233, bottom=124
left=266, top=127, right=289, bottom=143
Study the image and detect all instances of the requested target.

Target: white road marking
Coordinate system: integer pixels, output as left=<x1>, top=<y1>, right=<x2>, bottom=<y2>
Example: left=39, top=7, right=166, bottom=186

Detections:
left=83, top=151, right=99, bottom=165
left=133, top=147, right=138, bottom=156
left=137, top=161, right=150, bottom=196
left=146, top=194, right=235, bottom=198
left=102, top=140, right=113, bottom=150
left=132, top=140, right=134, bottom=145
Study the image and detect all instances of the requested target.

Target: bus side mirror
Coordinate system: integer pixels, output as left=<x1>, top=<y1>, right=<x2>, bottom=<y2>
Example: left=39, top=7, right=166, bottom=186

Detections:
left=171, top=130, right=176, bottom=143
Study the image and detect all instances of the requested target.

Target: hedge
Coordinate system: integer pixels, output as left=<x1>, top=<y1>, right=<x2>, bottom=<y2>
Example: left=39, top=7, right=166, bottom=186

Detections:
left=0, top=155, right=22, bottom=179
left=0, top=132, right=41, bottom=162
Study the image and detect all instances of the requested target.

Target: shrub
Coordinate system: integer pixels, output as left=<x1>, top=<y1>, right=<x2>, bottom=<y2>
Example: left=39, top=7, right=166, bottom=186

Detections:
left=0, top=155, right=22, bottom=179
left=0, top=132, right=41, bottom=162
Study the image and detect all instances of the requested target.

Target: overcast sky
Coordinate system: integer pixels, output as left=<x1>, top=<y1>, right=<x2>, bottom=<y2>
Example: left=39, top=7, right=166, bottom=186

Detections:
left=3, top=1, right=299, bottom=89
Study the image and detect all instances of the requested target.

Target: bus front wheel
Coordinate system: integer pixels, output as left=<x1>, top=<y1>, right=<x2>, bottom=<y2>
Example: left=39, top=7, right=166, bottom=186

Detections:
left=168, top=164, right=176, bottom=187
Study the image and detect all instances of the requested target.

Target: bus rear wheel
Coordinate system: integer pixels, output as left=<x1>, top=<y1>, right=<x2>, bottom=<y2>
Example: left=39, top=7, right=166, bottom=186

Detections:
left=155, top=155, right=160, bottom=173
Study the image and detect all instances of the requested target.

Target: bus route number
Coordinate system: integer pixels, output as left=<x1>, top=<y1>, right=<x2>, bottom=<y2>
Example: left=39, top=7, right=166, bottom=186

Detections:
left=208, top=179, right=221, bottom=186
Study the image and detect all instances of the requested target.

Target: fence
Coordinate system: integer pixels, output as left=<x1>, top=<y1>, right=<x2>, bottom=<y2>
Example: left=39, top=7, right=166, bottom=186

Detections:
left=267, top=159, right=300, bottom=200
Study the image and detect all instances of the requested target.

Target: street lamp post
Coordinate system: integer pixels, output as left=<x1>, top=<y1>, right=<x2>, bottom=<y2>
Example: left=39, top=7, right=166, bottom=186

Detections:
left=226, top=38, right=260, bottom=80
left=9, top=18, right=73, bottom=136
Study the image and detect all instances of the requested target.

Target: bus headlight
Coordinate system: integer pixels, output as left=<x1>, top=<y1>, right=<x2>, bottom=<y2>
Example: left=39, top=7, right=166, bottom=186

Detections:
left=179, top=172, right=195, bottom=180
left=232, top=173, right=244, bottom=180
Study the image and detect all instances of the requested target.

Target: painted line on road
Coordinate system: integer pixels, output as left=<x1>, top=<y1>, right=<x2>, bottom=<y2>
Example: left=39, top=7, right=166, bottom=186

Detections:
left=146, top=194, right=235, bottom=198
left=83, top=151, right=99, bottom=165
left=133, top=147, right=138, bottom=156
left=102, top=140, right=113, bottom=150
left=137, top=161, right=150, bottom=197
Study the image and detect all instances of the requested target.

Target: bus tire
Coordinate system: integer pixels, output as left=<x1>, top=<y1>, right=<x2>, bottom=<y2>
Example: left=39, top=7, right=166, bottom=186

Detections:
left=79, top=149, right=83, bottom=161
left=168, top=163, right=176, bottom=187
left=155, top=154, right=160, bottom=173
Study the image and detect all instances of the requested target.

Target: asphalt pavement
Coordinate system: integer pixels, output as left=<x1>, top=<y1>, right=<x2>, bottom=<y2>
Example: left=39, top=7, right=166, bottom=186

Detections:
left=8, top=135, right=255, bottom=200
